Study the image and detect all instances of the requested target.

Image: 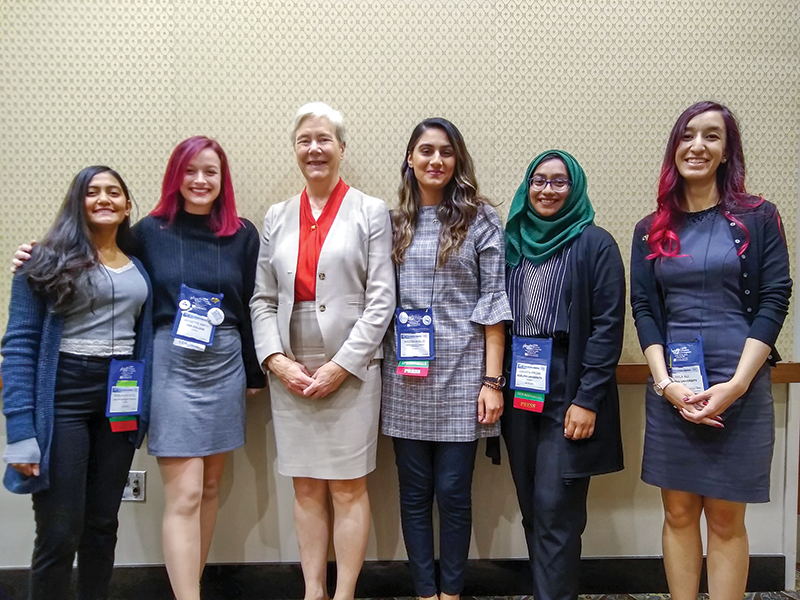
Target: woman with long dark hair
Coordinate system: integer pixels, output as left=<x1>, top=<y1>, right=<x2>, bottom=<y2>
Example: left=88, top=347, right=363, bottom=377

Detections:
left=503, top=150, right=625, bottom=600
left=631, top=101, right=791, bottom=599
left=2, top=166, right=153, bottom=600
left=381, top=118, right=511, bottom=600
left=134, top=136, right=265, bottom=600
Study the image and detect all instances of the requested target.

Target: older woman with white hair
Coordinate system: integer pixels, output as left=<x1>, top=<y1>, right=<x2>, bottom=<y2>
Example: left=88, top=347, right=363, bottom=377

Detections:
left=250, top=102, right=395, bottom=600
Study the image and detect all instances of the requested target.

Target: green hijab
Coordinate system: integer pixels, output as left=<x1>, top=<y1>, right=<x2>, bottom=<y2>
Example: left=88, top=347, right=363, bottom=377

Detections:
left=505, top=149, right=595, bottom=266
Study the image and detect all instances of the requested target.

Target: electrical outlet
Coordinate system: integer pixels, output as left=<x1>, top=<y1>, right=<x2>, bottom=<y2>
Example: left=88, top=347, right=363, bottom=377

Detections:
left=122, top=470, right=146, bottom=502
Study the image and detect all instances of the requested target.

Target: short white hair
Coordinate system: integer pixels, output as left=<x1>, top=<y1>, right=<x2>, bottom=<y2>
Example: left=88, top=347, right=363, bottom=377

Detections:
left=292, top=102, right=346, bottom=144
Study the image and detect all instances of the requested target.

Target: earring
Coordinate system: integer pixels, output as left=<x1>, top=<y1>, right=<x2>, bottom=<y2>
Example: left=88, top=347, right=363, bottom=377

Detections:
left=721, top=157, right=727, bottom=163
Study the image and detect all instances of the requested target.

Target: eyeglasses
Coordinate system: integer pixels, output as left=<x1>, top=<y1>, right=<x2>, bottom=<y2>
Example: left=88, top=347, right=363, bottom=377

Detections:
left=529, top=176, right=571, bottom=192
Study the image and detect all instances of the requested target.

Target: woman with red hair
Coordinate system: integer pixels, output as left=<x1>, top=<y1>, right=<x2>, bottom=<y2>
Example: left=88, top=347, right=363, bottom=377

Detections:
left=631, top=102, right=791, bottom=599
left=136, top=136, right=264, bottom=599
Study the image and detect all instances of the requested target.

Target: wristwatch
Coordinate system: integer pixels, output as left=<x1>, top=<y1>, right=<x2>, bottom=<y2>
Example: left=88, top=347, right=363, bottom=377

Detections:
left=482, top=375, right=506, bottom=387
left=653, top=376, right=675, bottom=396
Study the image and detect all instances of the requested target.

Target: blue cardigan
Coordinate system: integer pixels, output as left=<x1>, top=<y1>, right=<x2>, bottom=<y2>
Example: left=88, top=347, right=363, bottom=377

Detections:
left=1, top=257, right=154, bottom=494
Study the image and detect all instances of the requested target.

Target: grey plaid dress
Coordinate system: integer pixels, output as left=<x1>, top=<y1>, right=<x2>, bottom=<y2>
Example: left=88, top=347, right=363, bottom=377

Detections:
left=381, top=203, right=512, bottom=441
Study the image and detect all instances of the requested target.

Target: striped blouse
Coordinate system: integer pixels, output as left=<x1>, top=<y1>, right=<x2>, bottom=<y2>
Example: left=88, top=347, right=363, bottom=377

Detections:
left=506, top=246, right=571, bottom=337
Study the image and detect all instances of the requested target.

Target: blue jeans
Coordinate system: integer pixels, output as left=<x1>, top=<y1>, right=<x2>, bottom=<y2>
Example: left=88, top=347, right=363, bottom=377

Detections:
left=392, top=437, right=479, bottom=597
left=30, top=353, right=136, bottom=600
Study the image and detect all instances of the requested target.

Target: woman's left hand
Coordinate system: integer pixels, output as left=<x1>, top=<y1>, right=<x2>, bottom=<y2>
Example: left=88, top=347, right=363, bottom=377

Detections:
left=477, top=385, right=503, bottom=424
left=564, top=404, right=596, bottom=440
left=304, top=361, right=349, bottom=399
left=681, top=379, right=746, bottom=422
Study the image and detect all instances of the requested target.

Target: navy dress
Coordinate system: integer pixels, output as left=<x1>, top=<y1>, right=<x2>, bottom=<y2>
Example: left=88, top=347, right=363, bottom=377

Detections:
left=642, top=208, right=773, bottom=503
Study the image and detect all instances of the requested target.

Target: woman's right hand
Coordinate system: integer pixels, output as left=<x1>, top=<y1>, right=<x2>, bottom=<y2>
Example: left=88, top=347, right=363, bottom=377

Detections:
left=10, top=242, right=35, bottom=273
left=266, top=353, right=315, bottom=396
left=10, top=463, right=40, bottom=477
left=663, top=382, right=724, bottom=428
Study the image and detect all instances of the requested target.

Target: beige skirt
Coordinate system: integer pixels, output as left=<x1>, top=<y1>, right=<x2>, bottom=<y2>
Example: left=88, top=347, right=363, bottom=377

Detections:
left=269, top=302, right=381, bottom=479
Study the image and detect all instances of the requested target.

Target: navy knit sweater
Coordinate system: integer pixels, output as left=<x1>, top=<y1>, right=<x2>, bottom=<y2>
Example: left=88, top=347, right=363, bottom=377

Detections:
left=131, top=211, right=266, bottom=388
left=1, top=257, right=154, bottom=494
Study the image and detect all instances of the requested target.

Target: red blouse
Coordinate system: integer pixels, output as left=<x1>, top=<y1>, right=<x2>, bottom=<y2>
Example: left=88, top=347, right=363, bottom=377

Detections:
left=294, top=178, right=350, bottom=302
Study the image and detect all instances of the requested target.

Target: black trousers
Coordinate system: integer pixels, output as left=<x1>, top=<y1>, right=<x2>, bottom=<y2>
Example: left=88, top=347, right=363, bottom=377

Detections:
left=392, top=437, right=479, bottom=597
left=30, top=354, right=136, bottom=600
left=502, top=386, right=590, bottom=600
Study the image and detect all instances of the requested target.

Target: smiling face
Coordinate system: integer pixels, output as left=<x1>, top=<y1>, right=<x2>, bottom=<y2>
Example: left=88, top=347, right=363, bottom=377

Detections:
left=675, top=110, right=727, bottom=186
left=84, top=172, right=130, bottom=230
left=180, top=148, right=222, bottom=215
left=294, top=115, right=345, bottom=186
left=528, top=157, right=570, bottom=218
left=408, top=127, right=456, bottom=200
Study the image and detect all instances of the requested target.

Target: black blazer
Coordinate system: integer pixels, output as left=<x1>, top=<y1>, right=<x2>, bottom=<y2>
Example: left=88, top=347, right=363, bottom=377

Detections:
left=505, top=225, right=626, bottom=478
left=630, top=199, right=792, bottom=365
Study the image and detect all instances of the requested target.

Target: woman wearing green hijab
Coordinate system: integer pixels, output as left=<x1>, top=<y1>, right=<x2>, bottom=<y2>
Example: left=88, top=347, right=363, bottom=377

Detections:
left=502, top=150, right=625, bottom=600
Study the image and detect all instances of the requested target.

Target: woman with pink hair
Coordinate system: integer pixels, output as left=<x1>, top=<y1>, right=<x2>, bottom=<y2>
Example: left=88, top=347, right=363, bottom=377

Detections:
left=11, top=137, right=264, bottom=599
left=631, top=101, right=791, bottom=599
left=136, top=136, right=265, bottom=599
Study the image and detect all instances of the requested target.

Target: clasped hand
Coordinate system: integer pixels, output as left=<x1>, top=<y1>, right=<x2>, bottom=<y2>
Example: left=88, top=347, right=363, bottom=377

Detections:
left=663, top=380, right=744, bottom=428
left=267, top=354, right=348, bottom=399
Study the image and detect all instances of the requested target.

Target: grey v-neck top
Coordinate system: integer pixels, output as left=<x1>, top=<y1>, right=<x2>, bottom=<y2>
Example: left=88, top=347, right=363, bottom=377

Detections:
left=60, top=261, right=148, bottom=356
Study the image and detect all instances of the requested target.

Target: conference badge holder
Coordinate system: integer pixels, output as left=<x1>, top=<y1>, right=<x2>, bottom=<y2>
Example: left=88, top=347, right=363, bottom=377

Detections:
left=171, top=283, right=226, bottom=352
left=106, top=359, right=145, bottom=432
left=667, top=335, right=709, bottom=395
left=510, top=336, right=552, bottom=413
left=395, top=308, right=434, bottom=377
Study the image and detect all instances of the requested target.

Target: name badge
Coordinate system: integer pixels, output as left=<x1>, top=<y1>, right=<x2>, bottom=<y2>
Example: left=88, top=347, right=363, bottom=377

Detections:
left=511, top=336, right=552, bottom=413
left=667, top=335, right=709, bottom=395
left=106, top=358, right=145, bottom=432
left=171, top=284, right=225, bottom=351
left=395, top=307, right=434, bottom=376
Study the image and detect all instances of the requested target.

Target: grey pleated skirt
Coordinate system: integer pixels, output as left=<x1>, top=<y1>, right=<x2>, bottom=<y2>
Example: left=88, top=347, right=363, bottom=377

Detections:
left=270, top=302, right=381, bottom=479
left=147, top=325, right=246, bottom=457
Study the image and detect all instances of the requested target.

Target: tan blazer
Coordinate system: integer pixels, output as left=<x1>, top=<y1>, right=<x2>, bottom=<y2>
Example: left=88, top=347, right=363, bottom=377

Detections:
left=250, top=187, right=395, bottom=382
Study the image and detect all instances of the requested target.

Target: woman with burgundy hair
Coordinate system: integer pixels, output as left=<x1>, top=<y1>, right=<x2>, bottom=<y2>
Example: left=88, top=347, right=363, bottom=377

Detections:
left=631, top=101, right=791, bottom=599
left=134, top=136, right=264, bottom=599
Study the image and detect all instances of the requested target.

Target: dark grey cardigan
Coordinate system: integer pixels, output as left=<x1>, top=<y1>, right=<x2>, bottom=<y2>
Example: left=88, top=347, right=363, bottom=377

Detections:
left=504, top=225, right=626, bottom=478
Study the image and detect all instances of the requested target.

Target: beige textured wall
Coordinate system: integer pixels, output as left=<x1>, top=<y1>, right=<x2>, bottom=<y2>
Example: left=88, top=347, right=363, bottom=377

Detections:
left=0, top=0, right=798, bottom=360
left=0, top=0, right=798, bottom=568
